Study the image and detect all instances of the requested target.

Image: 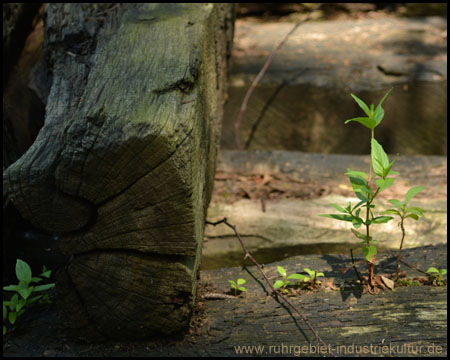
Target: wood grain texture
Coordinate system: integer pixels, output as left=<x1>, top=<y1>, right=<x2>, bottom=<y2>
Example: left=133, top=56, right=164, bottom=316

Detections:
left=3, top=3, right=234, bottom=339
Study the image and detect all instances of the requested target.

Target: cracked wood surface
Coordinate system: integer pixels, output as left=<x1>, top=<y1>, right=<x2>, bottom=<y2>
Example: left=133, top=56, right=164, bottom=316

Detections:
left=3, top=3, right=234, bottom=339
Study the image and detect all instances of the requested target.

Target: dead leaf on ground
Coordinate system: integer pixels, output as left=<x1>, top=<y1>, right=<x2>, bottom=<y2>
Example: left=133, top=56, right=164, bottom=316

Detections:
left=380, top=275, right=395, bottom=290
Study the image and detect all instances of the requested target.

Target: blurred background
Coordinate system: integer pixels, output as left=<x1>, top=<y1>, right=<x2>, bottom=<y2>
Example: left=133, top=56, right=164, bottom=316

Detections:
left=222, top=3, right=447, bottom=155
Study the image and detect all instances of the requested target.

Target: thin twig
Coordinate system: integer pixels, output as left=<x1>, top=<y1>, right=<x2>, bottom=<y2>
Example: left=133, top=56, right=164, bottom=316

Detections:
left=234, top=3, right=324, bottom=149
left=206, top=217, right=336, bottom=357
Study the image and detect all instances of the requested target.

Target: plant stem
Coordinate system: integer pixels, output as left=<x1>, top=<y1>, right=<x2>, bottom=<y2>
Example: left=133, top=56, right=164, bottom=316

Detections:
left=369, top=129, right=374, bottom=181
left=395, top=217, right=406, bottom=279
left=366, top=128, right=375, bottom=287
left=365, top=209, right=374, bottom=287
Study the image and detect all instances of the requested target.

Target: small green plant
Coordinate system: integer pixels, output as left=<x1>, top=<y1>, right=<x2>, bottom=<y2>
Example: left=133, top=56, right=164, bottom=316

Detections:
left=273, top=266, right=325, bottom=293
left=3, top=259, right=55, bottom=335
left=381, top=187, right=426, bottom=277
left=426, top=267, right=447, bottom=286
left=273, top=266, right=305, bottom=294
left=319, top=89, right=395, bottom=288
left=302, top=268, right=325, bottom=286
left=319, top=88, right=424, bottom=290
left=228, top=278, right=247, bottom=296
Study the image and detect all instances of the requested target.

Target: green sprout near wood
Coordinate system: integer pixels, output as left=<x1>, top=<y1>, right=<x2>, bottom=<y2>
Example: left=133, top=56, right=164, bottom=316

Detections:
left=426, top=267, right=447, bottom=286
left=319, top=88, right=399, bottom=290
left=303, top=268, right=325, bottom=286
left=273, top=266, right=324, bottom=293
left=228, top=278, right=247, bottom=296
left=3, top=259, right=55, bottom=335
left=381, top=186, right=426, bottom=278
left=273, top=266, right=305, bottom=294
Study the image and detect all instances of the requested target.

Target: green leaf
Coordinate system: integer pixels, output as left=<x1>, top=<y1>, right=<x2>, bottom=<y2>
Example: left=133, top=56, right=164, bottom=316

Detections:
left=344, top=117, right=377, bottom=129
left=404, top=186, right=425, bottom=204
left=15, top=259, right=32, bottom=285
left=18, top=286, right=33, bottom=300
left=273, top=280, right=285, bottom=289
left=238, top=286, right=247, bottom=292
left=381, top=209, right=402, bottom=216
left=33, top=283, right=55, bottom=292
left=3, top=304, right=6, bottom=320
left=405, top=207, right=425, bottom=217
left=330, top=203, right=347, bottom=213
left=371, top=138, right=390, bottom=178
left=318, top=214, right=354, bottom=222
left=426, top=267, right=439, bottom=274
left=31, top=277, right=43, bottom=283
left=405, top=213, right=419, bottom=220
left=15, top=299, right=27, bottom=313
left=8, top=311, right=17, bottom=325
left=287, top=274, right=307, bottom=281
left=371, top=216, right=393, bottom=224
left=388, top=199, right=404, bottom=209
left=374, top=88, right=393, bottom=119
left=376, top=177, right=394, bottom=192
left=316, top=272, right=325, bottom=278
left=374, top=107, right=384, bottom=125
left=345, top=201, right=352, bottom=211
left=362, top=244, right=377, bottom=263
left=346, top=169, right=371, bottom=200
left=3, top=285, right=20, bottom=292
left=352, top=217, right=363, bottom=228
left=26, top=295, right=42, bottom=305
left=228, top=280, right=236, bottom=286
left=351, top=228, right=367, bottom=240
left=386, top=158, right=398, bottom=177
left=350, top=93, right=371, bottom=117
left=40, top=270, right=52, bottom=279
left=352, top=200, right=368, bottom=211
left=440, top=269, right=447, bottom=275
left=303, top=268, right=315, bottom=278
left=10, top=294, right=19, bottom=308
left=345, top=169, right=368, bottom=180
left=277, top=266, right=287, bottom=278
left=237, top=278, right=246, bottom=286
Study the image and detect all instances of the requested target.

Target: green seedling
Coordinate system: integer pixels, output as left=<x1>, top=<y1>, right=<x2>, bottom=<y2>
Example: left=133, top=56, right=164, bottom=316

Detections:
left=381, top=187, right=426, bottom=278
left=302, top=268, right=325, bottom=286
left=228, top=278, right=247, bottom=296
left=426, top=267, right=447, bottom=286
left=320, top=89, right=399, bottom=289
left=273, top=266, right=307, bottom=294
left=3, top=259, right=55, bottom=335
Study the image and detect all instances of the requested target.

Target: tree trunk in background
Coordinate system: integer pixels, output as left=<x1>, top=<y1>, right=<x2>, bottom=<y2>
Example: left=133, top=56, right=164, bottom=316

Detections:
left=3, top=3, right=234, bottom=340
